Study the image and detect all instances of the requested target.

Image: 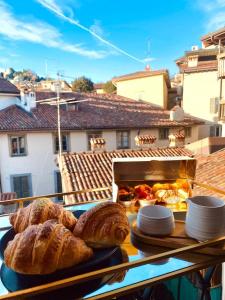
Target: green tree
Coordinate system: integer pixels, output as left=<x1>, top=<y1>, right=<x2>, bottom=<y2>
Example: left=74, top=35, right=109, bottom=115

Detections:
left=72, top=76, right=94, bottom=92
left=103, top=81, right=116, bottom=94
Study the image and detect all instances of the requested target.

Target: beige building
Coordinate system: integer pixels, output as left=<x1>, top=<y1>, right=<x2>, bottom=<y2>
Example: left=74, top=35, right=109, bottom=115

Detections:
left=94, top=83, right=104, bottom=94
left=176, top=27, right=225, bottom=138
left=112, top=70, right=170, bottom=109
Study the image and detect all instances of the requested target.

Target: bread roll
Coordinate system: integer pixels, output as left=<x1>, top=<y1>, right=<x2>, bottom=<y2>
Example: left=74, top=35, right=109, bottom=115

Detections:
left=10, top=198, right=77, bottom=233
left=73, top=202, right=129, bottom=248
left=4, top=220, right=93, bottom=274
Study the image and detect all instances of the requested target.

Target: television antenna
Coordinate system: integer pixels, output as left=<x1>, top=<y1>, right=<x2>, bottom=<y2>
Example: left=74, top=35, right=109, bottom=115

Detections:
left=36, top=72, right=92, bottom=159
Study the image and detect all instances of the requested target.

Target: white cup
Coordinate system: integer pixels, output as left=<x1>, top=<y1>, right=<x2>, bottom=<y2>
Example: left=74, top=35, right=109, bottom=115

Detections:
left=185, top=196, right=225, bottom=241
left=137, top=205, right=175, bottom=236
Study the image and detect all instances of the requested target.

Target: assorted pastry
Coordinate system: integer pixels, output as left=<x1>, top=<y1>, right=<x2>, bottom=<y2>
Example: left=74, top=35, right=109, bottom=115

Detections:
left=4, top=199, right=129, bottom=275
left=118, top=179, right=191, bottom=206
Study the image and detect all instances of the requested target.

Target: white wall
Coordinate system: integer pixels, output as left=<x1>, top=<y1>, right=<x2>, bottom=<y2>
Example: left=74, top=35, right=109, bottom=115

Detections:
left=0, top=133, right=58, bottom=196
left=0, top=95, right=19, bottom=110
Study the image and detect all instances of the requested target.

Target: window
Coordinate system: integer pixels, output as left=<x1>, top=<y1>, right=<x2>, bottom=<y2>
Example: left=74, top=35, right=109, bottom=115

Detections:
left=210, top=125, right=221, bottom=137
left=210, top=98, right=220, bottom=114
left=117, top=131, right=130, bottom=149
left=54, top=134, right=69, bottom=153
left=185, top=127, right=192, bottom=138
left=11, top=174, right=32, bottom=198
left=10, top=136, right=26, bottom=156
left=87, top=131, right=102, bottom=150
left=159, top=128, right=169, bottom=140
left=55, top=171, right=63, bottom=202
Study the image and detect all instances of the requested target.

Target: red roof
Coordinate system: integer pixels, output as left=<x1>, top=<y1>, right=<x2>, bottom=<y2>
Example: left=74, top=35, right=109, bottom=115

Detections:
left=60, top=147, right=194, bottom=203
left=0, top=93, right=203, bottom=132
left=194, top=148, right=225, bottom=199
left=0, top=79, right=20, bottom=94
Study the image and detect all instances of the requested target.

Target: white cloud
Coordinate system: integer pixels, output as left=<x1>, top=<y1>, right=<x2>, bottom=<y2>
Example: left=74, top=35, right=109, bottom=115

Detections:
left=0, top=0, right=108, bottom=59
left=197, top=0, right=225, bottom=30
left=90, top=20, right=104, bottom=38
left=208, top=11, right=225, bottom=29
left=36, top=0, right=145, bottom=64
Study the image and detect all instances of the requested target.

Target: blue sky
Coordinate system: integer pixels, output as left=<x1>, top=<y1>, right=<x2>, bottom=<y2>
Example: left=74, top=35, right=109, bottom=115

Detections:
left=0, top=0, right=225, bottom=82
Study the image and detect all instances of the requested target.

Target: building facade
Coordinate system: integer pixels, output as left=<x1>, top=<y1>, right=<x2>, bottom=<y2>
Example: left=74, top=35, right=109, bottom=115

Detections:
left=112, top=70, right=170, bottom=109
left=176, top=27, right=225, bottom=138
left=0, top=80, right=202, bottom=199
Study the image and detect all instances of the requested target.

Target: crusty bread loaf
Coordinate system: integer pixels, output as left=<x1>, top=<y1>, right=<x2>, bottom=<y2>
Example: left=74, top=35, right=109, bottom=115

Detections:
left=10, top=198, right=77, bottom=233
left=4, top=220, right=93, bottom=274
left=73, top=202, right=129, bottom=248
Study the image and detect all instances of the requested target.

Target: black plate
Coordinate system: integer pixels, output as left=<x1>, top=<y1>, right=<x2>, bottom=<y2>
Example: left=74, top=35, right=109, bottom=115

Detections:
left=0, top=210, right=120, bottom=299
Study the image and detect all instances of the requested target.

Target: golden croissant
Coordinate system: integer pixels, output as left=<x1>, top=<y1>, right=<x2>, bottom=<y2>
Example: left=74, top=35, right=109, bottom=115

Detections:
left=10, top=198, right=77, bottom=233
left=73, top=202, right=130, bottom=248
left=4, top=220, right=93, bottom=274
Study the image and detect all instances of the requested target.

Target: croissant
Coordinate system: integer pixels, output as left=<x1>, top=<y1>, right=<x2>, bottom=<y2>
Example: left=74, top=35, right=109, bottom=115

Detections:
left=73, top=202, right=130, bottom=248
left=4, top=220, right=93, bottom=274
left=10, top=198, right=77, bottom=233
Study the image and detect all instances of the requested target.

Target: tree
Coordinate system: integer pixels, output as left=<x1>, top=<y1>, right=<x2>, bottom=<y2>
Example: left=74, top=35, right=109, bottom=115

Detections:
left=103, top=81, right=116, bottom=94
left=71, top=76, right=94, bottom=92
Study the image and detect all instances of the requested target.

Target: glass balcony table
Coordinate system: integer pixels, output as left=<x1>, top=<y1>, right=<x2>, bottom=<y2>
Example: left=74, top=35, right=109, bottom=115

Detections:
left=0, top=199, right=224, bottom=300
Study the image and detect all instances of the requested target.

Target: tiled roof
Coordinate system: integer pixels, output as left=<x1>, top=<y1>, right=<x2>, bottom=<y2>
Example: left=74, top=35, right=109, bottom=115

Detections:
left=94, top=83, right=104, bottom=89
left=0, top=92, right=203, bottom=132
left=0, top=192, right=16, bottom=202
left=201, top=27, right=225, bottom=46
left=135, top=135, right=156, bottom=146
left=194, top=148, right=225, bottom=199
left=112, top=70, right=170, bottom=87
left=60, top=147, right=194, bottom=203
left=0, top=79, right=20, bottom=94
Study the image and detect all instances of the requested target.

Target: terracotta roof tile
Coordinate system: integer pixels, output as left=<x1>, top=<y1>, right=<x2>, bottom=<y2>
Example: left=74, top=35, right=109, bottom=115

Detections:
left=194, top=148, right=225, bottom=199
left=0, top=79, right=20, bottom=94
left=60, top=147, right=194, bottom=203
left=0, top=92, right=203, bottom=132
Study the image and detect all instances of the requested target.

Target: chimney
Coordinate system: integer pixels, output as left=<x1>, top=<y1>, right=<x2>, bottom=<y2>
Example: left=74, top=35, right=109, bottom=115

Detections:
left=169, top=132, right=185, bottom=147
left=20, top=88, right=36, bottom=111
left=170, top=105, right=184, bottom=122
left=135, top=135, right=156, bottom=149
left=90, top=138, right=106, bottom=152
left=145, top=64, right=151, bottom=71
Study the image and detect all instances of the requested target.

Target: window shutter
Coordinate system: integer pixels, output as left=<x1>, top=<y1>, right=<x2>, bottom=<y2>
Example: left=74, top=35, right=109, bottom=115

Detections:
left=210, top=126, right=215, bottom=137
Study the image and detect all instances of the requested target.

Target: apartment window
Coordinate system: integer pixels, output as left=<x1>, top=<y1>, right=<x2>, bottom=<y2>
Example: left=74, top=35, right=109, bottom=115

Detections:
left=210, top=97, right=220, bottom=114
left=210, top=125, right=221, bottom=137
left=54, top=134, right=69, bottom=153
left=159, top=128, right=169, bottom=140
left=10, top=136, right=26, bottom=156
left=11, top=174, right=32, bottom=198
left=185, top=127, right=192, bottom=138
left=55, top=171, right=63, bottom=202
left=87, top=131, right=102, bottom=150
left=117, top=131, right=130, bottom=149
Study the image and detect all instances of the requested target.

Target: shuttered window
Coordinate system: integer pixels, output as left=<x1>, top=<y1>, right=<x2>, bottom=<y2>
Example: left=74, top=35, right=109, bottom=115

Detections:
left=11, top=174, right=32, bottom=198
left=210, top=98, right=219, bottom=114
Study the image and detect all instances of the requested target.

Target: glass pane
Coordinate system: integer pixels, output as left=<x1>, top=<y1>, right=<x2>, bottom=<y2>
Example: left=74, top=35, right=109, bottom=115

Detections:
left=62, top=135, right=68, bottom=151
left=12, top=176, right=31, bottom=198
left=11, top=137, right=18, bottom=155
left=55, top=136, right=59, bottom=152
left=19, top=137, right=25, bottom=154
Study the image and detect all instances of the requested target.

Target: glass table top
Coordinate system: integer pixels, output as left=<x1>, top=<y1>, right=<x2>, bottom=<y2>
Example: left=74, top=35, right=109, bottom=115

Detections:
left=0, top=201, right=223, bottom=300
